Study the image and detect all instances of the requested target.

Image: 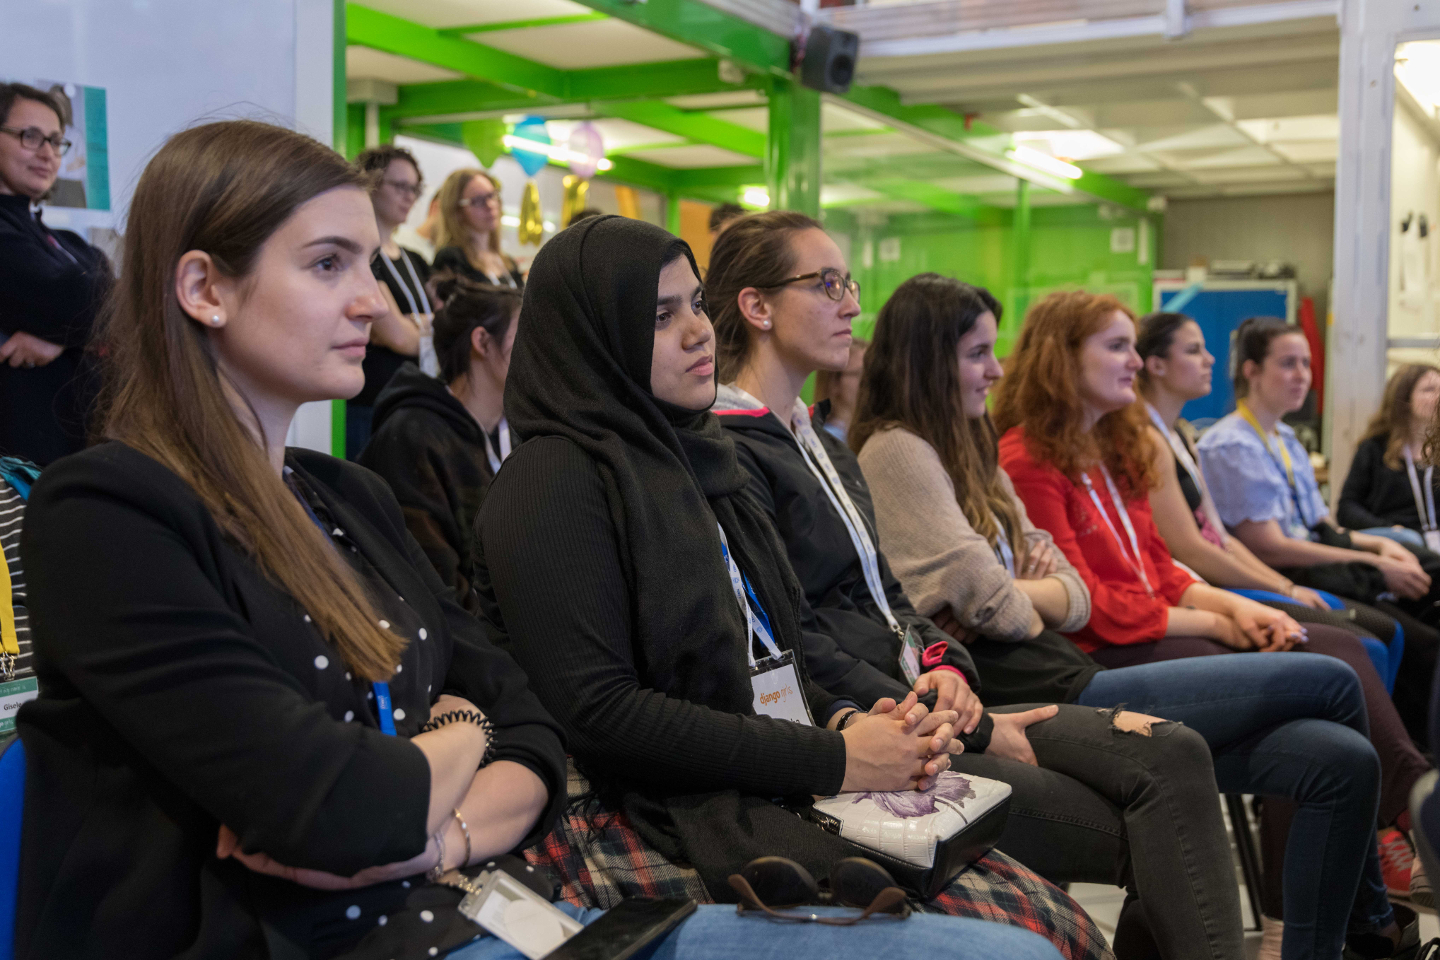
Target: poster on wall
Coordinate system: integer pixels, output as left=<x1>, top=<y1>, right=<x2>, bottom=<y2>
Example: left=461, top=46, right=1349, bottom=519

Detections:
left=2, top=77, right=109, bottom=211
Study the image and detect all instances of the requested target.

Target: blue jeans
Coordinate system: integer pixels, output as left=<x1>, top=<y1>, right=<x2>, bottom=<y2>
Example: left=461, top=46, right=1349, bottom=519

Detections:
left=1360, top=525, right=1426, bottom=549
left=1075, top=652, right=1391, bottom=960
left=446, top=903, right=1063, bottom=960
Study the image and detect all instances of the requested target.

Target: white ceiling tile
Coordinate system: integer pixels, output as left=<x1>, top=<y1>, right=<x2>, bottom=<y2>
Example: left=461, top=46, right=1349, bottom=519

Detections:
left=1186, top=165, right=1308, bottom=184
left=1134, top=124, right=1250, bottom=152
left=822, top=183, right=885, bottom=205
left=1177, top=146, right=1284, bottom=169
left=1269, top=140, right=1339, bottom=163
left=358, top=0, right=594, bottom=29
left=823, top=131, right=938, bottom=159
left=1235, top=114, right=1339, bottom=143
left=930, top=174, right=1020, bottom=193
left=623, top=144, right=759, bottom=168
left=1080, top=153, right=1162, bottom=173
left=346, top=46, right=464, bottom=84
left=473, top=19, right=704, bottom=69
left=665, top=90, right=768, bottom=110
left=708, top=107, right=770, bottom=133
left=822, top=102, right=892, bottom=133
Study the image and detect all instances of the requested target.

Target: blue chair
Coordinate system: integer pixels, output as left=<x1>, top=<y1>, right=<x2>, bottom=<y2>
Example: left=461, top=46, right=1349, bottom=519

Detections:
left=0, top=737, right=23, bottom=960
left=1229, top=589, right=1402, bottom=693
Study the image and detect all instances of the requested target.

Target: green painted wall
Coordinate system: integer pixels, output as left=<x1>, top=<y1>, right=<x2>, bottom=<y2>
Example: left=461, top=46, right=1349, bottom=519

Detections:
left=829, top=205, right=1158, bottom=356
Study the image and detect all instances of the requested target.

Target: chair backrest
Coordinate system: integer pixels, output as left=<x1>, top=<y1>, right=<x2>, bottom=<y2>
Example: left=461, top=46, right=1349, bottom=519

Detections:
left=0, top=737, right=24, bottom=960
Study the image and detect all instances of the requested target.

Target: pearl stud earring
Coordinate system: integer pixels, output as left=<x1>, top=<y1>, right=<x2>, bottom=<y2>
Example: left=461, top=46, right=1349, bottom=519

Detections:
left=210, top=315, right=221, bottom=325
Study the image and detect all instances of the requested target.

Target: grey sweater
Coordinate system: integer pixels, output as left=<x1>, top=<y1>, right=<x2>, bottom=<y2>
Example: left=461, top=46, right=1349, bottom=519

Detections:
left=857, top=426, right=1090, bottom=640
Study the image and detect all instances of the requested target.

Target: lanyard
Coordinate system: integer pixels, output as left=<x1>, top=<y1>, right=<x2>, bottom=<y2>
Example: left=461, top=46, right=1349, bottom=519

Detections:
left=1404, top=446, right=1438, bottom=533
left=0, top=543, right=16, bottom=680
left=286, top=470, right=397, bottom=735
left=993, top=520, right=1016, bottom=576
left=1145, top=403, right=1227, bottom=537
left=717, top=523, right=782, bottom=667
left=1236, top=401, right=1311, bottom=531
left=788, top=400, right=905, bottom=643
left=483, top=419, right=512, bottom=474
left=1080, top=465, right=1154, bottom=597
left=380, top=250, right=432, bottom=317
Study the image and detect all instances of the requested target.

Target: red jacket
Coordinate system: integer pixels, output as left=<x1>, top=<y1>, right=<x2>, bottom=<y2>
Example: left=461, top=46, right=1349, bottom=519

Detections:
left=999, top=427, right=1197, bottom=652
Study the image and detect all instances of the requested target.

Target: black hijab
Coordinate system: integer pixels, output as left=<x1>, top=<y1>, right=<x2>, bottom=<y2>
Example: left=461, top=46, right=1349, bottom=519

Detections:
left=504, top=215, right=819, bottom=714
left=502, top=217, right=857, bottom=897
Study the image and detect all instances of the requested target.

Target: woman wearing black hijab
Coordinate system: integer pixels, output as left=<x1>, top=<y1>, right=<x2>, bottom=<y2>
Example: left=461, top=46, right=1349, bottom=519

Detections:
left=473, top=216, right=1110, bottom=958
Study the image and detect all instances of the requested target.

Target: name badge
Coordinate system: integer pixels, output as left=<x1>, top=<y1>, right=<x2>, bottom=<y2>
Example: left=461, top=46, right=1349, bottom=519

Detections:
left=0, top=676, right=38, bottom=735
left=1426, top=530, right=1440, bottom=554
left=750, top=650, right=813, bottom=726
left=898, top=626, right=925, bottom=686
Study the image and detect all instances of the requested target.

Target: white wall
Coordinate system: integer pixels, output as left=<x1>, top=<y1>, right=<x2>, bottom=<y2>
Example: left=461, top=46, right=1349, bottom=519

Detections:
left=4, top=0, right=338, bottom=452
left=1389, top=88, right=1440, bottom=349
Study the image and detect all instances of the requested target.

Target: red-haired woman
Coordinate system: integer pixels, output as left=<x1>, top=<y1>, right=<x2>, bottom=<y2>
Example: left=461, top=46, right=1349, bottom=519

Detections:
left=994, top=291, right=1411, bottom=959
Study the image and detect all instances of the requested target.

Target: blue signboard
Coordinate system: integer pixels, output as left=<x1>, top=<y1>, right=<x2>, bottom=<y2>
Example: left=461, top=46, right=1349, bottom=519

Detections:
left=1157, top=285, right=1292, bottom=423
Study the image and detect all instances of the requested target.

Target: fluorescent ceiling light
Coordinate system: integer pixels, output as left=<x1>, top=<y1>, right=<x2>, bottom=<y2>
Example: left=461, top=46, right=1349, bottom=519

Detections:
left=742, top=186, right=770, bottom=207
left=1011, top=129, right=1124, bottom=161
left=1006, top=144, right=1083, bottom=179
left=502, top=134, right=614, bottom=172
left=1398, top=42, right=1440, bottom=115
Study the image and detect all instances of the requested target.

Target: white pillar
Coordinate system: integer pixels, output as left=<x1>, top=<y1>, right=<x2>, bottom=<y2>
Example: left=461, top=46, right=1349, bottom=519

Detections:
left=1329, top=0, right=1440, bottom=501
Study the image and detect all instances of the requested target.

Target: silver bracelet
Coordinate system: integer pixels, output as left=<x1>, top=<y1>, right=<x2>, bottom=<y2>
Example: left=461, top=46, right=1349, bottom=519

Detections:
left=427, top=828, right=448, bottom=882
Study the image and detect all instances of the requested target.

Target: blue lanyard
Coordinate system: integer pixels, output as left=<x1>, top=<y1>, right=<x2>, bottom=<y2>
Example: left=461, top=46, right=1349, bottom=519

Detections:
left=286, top=470, right=397, bottom=736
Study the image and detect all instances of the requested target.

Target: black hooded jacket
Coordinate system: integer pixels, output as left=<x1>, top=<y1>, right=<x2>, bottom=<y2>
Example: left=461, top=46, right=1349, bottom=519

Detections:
left=715, top=387, right=992, bottom=752
left=358, top=363, right=513, bottom=614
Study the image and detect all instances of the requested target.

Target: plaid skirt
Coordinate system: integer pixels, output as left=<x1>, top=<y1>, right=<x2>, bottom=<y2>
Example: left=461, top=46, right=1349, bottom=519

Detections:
left=525, top=765, right=1114, bottom=960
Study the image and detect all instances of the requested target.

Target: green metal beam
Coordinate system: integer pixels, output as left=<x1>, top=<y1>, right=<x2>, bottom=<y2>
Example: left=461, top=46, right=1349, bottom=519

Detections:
left=1010, top=179, right=1032, bottom=323
left=866, top=179, right=999, bottom=221
left=565, top=0, right=790, bottom=75
left=346, top=3, right=567, bottom=96
left=767, top=78, right=820, bottom=216
left=439, top=13, right=608, bottom=36
left=387, top=80, right=555, bottom=119
left=595, top=101, right=765, bottom=158
left=570, top=59, right=763, bottom=102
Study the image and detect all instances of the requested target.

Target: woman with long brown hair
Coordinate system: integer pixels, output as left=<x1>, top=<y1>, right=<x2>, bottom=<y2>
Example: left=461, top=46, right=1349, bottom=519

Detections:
left=994, top=289, right=1412, bottom=959
left=432, top=168, right=522, bottom=289
left=1340, top=363, right=1440, bottom=548
left=14, top=120, right=570, bottom=959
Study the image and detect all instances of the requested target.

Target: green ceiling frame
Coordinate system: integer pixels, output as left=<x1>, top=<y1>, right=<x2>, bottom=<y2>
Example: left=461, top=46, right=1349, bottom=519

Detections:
left=866, top=179, right=1005, bottom=224
left=594, top=101, right=765, bottom=158
left=438, top=13, right=609, bottom=36
left=560, top=0, right=791, bottom=76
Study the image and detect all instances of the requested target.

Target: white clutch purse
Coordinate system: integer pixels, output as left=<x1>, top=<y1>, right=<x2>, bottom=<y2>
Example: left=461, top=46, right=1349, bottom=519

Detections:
left=802, top=771, right=1012, bottom=899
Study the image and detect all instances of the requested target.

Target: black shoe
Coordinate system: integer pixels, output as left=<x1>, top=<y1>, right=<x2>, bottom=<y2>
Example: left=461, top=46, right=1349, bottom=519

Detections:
left=1344, top=904, right=1420, bottom=960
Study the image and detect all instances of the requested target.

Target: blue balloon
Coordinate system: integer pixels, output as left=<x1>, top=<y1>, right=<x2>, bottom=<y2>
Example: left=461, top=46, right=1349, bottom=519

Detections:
left=511, top=116, right=551, bottom=177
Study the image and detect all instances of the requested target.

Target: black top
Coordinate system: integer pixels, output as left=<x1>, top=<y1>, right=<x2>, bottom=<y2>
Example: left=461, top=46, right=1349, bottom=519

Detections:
left=0, top=194, right=110, bottom=465
left=476, top=216, right=849, bottom=898
left=432, top=246, right=523, bottom=291
left=357, top=248, right=432, bottom=409
left=1338, top=433, right=1435, bottom=532
left=716, top=397, right=993, bottom=753
left=359, top=363, right=515, bottom=614
left=17, top=442, right=566, bottom=959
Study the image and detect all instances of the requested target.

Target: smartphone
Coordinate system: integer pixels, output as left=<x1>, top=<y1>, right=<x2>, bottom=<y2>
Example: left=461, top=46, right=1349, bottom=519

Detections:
left=542, top=898, right=697, bottom=960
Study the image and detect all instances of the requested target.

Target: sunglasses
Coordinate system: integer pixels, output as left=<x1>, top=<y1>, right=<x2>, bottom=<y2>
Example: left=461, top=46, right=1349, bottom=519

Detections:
left=728, top=857, right=911, bottom=925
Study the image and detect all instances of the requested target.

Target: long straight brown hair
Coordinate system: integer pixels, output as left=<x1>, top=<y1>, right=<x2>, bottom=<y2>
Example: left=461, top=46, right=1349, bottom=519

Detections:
left=849, top=274, right=1025, bottom=558
left=96, top=119, right=406, bottom=681
left=1363, top=363, right=1440, bottom=469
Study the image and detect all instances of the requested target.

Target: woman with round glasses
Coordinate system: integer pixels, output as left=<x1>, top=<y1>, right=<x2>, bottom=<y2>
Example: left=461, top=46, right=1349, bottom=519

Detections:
left=348, top=144, right=433, bottom=457
left=433, top=169, right=523, bottom=290
left=0, top=82, right=110, bottom=465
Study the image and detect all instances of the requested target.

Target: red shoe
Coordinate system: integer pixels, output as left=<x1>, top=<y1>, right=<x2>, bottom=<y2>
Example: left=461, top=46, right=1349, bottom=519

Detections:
left=1380, top=827, right=1415, bottom=898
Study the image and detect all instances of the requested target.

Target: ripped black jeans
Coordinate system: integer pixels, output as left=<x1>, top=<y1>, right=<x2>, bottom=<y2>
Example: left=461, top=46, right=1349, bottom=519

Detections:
left=952, top=701, right=1243, bottom=960
left=1075, top=651, right=1390, bottom=960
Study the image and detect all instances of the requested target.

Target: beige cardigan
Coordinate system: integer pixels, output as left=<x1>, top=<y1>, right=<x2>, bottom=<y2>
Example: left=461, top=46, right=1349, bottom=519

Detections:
left=857, top=426, right=1090, bottom=641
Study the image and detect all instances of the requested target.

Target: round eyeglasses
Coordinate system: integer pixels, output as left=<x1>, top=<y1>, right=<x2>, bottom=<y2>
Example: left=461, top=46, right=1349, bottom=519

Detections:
left=0, top=126, right=72, bottom=157
left=758, top=267, right=860, bottom=303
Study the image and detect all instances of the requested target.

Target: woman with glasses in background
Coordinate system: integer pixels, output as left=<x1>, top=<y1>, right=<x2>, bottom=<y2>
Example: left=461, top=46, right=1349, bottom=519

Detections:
left=433, top=169, right=523, bottom=290
left=348, top=144, right=434, bottom=457
left=0, top=82, right=111, bottom=465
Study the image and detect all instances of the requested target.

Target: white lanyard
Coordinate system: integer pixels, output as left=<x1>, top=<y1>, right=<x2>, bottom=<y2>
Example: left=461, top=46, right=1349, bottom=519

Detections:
left=1404, top=446, right=1438, bottom=533
left=1080, top=465, right=1154, bottom=597
left=717, top=523, right=782, bottom=667
left=483, top=419, right=512, bottom=474
left=381, top=250, right=432, bottom=317
left=993, top=520, right=1016, bottom=575
left=1145, top=403, right=1226, bottom=537
left=788, top=400, right=904, bottom=641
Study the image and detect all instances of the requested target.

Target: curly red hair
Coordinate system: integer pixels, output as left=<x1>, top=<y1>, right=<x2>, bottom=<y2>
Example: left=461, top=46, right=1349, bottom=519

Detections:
left=991, top=290, right=1158, bottom=496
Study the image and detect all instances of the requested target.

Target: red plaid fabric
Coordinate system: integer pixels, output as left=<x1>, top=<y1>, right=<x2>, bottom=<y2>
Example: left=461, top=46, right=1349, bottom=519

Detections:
left=525, top=765, right=1113, bottom=960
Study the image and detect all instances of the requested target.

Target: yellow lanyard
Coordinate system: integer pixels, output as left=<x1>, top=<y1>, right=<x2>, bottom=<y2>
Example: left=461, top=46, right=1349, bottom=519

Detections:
left=0, top=545, right=16, bottom=679
left=1236, top=401, right=1295, bottom=489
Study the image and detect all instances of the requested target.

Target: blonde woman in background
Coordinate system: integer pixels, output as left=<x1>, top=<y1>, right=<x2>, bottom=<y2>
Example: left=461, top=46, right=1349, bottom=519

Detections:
left=432, top=168, right=523, bottom=289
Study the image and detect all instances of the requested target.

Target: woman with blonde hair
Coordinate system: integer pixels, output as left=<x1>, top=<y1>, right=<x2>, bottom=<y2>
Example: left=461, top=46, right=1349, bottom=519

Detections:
left=432, top=168, right=522, bottom=289
left=1339, top=363, right=1440, bottom=548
